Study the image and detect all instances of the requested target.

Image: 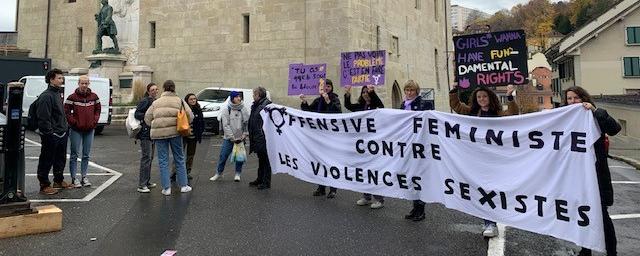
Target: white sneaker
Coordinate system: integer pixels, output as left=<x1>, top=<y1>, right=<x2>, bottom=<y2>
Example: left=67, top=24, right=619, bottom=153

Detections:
left=137, top=186, right=150, bottom=193
left=81, top=177, right=91, bottom=187
left=209, top=174, right=221, bottom=181
left=147, top=183, right=157, bottom=189
left=180, top=186, right=192, bottom=193
left=161, top=188, right=171, bottom=196
left=370, top=201, right=384, bottom=209
left=72, top=178, right=82, bottom=188
left=483, top=224, right=499, bottom=238
left=356, top=198, right=371, bottom=206
left=234, top=174, right=241, bottom=182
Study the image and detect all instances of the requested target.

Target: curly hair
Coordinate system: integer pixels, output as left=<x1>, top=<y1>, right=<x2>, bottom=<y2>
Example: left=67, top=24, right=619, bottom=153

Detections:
left=563, top=86, right=594, bottom=106
left=469, top=87, right=501, bottom=115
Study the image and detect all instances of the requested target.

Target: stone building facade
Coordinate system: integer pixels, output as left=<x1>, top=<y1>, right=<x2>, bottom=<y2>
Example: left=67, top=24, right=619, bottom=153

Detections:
left=17, top=0, right=452, bottom=110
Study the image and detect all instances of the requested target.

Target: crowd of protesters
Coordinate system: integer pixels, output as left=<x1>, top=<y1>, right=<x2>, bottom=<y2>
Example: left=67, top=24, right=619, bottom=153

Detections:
left=33, top=69, right=619, bottom=255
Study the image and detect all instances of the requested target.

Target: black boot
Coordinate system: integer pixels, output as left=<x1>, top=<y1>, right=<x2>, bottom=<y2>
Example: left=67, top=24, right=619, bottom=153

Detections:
left=249, top=180, right=261, bottom=187
left=404, top=208, right=417, bottom=219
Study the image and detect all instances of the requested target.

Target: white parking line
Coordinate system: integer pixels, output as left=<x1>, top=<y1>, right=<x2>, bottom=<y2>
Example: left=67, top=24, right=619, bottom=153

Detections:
left=487, top=223, right=506, bottom=256
left=25, top=138, right=122, bottom=203
left=612, top=181, right=640, bottom=184
left=611, top=214, right=640, bottom=220
left=609, top=165, right=636, bottom=170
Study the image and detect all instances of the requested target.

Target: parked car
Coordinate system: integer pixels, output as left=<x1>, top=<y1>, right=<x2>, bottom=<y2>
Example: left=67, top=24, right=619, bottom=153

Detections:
left=196, top=87, right=269, bottom=134
left=20, top=76, right=112, bottom=134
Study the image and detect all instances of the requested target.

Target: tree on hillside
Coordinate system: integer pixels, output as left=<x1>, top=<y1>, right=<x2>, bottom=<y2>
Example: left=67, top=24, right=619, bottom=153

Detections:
left=554, top=14, right=573, bottom=34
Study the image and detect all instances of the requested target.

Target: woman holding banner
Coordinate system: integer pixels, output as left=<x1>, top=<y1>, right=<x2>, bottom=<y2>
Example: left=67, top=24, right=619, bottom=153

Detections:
left=300, top=78, right=342, bottom=198
left=564, top=86, right=620, bottom=256
left=449, top=83, right=519, bottom=238
left=344, top=85, right=385, bottom=209
left=400, top=80, right=433, bottom=222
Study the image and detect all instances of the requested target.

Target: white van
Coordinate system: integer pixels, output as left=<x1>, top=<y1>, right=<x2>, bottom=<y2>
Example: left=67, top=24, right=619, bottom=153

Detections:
left=20, top=76, right=112, bottom=134
left=196, top=87, right=269, bottom=134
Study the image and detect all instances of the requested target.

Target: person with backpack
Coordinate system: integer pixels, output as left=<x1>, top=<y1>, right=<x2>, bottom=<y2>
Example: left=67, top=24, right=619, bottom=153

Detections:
left=64, top=75, right=101, bottom=188
left=210, top=91, right=250, bottom=182
left=36, top=69, right=73, bottom=195
left=135, top=83, right=159, bottom=193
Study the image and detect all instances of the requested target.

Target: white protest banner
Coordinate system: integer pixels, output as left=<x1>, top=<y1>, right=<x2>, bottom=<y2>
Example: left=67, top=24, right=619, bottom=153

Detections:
left=261, top=104, right=606, bottom=251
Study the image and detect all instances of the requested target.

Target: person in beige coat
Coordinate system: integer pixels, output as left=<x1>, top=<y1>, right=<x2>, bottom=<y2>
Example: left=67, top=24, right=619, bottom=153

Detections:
left=144, top=80, right=194, bottom=196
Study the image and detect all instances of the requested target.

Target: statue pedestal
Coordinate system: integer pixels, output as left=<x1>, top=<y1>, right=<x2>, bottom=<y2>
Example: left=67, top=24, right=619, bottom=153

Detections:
left=86, top=54, right=127, bottom=102
left=118, top=65, right=153, bottom=103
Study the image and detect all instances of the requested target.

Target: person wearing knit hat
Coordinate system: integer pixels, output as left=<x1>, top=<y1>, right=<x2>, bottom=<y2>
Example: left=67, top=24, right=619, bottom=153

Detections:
left=229, top=91, right=241, bottom=100
left=210, top=90, right=250, bottom=182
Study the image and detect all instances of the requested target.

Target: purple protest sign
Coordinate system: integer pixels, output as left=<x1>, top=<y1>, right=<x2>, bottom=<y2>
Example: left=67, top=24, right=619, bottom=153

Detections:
left=288, top=63, right=327, bottom=95
left=340, top=50, right=386, bottom=87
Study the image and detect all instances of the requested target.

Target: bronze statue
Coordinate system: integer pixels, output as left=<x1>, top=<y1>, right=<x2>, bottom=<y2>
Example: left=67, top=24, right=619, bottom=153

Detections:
left=94, top=0, right=119, bottom=54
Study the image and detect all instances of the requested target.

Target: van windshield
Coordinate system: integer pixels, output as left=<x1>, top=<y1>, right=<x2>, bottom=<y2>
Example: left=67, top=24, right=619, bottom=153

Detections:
left=197, top=89, right=230, bottom=103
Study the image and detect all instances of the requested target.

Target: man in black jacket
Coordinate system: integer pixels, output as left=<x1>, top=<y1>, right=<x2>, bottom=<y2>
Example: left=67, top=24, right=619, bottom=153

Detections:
left=37, top=69, right=72, bottom=195
left=300, top=78, right=342, bottom=198
left=134, top=83, right=159, bottom=193
left=248, top=86, right=273, bottom=190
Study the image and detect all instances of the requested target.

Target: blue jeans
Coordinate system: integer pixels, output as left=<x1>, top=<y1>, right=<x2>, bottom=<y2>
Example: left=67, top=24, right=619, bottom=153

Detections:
left=156, top=136, right=188, bottom=189
left=69, top=129, right=94, bottom=178
left=216, top=139, right=244, bottom=174
left=484, top=219, right=496, bottom=227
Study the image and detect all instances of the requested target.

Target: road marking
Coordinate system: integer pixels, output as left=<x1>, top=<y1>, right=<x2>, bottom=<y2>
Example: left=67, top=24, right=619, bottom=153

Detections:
left=610, top=166, right=636, bottom=170
left=612, top=181, right=640, bottom=184
left=25, top=173, right=115, bottom=176
left=487, top=223, right=506, bottom=256
left=25, top=138, right=122, bottom=203
left=611, top=214, right=640, bottom=220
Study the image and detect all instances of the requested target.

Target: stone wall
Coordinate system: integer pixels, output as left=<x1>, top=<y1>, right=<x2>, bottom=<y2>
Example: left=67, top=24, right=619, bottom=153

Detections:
left=17, top=0, right=452, bottom=110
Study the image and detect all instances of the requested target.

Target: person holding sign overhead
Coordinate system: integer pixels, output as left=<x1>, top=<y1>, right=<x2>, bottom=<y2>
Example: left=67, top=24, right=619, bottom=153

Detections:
left=563, top=86, right=620, bottom=256
left=300, top=78, right=342, bottom=198
left=448, top=82, right=519, bottom=238
left=344, top=85, right=386, bottom=208
left=399, top=80, right=433, bottom=221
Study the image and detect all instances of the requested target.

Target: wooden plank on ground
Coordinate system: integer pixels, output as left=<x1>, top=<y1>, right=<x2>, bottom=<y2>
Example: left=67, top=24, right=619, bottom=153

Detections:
left=0, top=205, right=62, bottom=239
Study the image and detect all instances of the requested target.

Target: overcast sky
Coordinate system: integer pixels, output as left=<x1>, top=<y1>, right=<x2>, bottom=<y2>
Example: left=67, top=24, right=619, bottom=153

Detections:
left=452, top=0, right=566, bottom=14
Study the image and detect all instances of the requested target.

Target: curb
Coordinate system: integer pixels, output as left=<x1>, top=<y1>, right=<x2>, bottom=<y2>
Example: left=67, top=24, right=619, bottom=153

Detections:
left=609, top=154, right=640, bottom=170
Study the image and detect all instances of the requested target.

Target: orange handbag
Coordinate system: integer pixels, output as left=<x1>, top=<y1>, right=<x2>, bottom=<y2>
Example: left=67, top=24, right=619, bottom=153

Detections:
left=176, top=101, right=191, bottom=136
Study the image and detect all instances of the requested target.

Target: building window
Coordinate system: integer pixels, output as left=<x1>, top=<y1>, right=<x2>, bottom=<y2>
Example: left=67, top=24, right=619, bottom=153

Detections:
left=623, top=57, right=640, bottom=77
left=625, top=88, right=640, bottom=95
left=415, top=0, right=420, bottom=9
left=626, top=26, right=640, bottom=45
left=433, top=0, right=438, bottom=22
left=150, top=22, right=156, bottom=48
left=434, top=48, right=440, bottom=88
left=391, top=36, right=399, bottom=57
left=76, top=27, right=82, bottom=52
left=376, top=25, right=380, bottom=50
left=538, top=97, right=544, bottom=104
left=68, top=0, right=76, bottom=2
left=243, top=14, right=250, bottom=43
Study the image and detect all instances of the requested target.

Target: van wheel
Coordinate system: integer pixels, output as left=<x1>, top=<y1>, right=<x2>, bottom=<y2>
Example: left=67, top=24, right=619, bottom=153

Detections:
left=95, top=125, right=105, bottom=135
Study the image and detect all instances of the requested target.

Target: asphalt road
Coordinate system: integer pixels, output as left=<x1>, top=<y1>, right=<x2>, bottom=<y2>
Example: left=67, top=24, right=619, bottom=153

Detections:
left=0, top=126, right=638, bottom=256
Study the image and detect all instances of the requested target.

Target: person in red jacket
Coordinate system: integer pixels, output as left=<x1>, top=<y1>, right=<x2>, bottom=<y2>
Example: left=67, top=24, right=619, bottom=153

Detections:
left=64, top=75, right=101, bottom=188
